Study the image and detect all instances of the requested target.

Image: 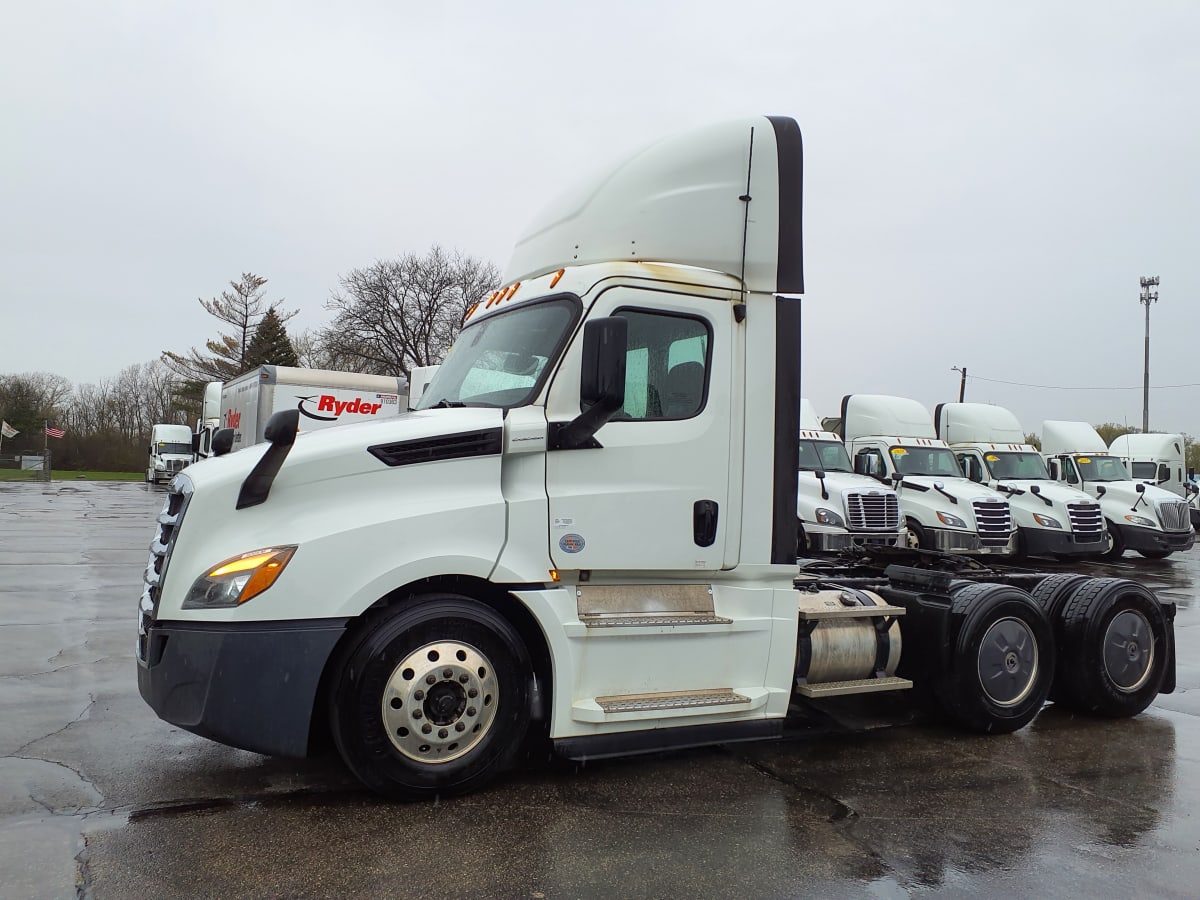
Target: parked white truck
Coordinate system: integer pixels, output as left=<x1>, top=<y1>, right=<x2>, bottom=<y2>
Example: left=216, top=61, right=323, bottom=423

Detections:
left=192, top=381, right=222, bottom=462
left=1042, top=421, right=1194, bottom=559
left=840, top=395, right=1018, bottom=556
left=1107, top=432, right=1200, bottom=528
left=137, top=116, right=1177, bottom=801
left=219, top=365, right=409, bottom=453
left=796, top=399, right=905, bottom=553
left=146, top=423, right=193, bottom=484
left=934, top=403, right=1106, bottom=558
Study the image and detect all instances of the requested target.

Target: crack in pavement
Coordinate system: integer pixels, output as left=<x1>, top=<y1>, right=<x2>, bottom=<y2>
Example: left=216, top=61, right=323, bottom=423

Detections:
left=2, top=658, right=110, bottom=680
left=14, top=694, right=96, bottom=757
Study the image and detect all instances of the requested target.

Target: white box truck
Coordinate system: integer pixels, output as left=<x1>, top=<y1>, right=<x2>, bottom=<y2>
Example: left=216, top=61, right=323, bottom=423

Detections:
left=137, top=116, right=1176, bottom=801
left=220, top=366, right=409, bottom=453
left=796, top=399, right=905, bottom=553
left=146, top=423, right=193, bottom=484
left=1042, top=421, right=1194, bottom=559
left=840, top=395, right=1018, bottom=556
left=934, top=403, right=1106, bottom=558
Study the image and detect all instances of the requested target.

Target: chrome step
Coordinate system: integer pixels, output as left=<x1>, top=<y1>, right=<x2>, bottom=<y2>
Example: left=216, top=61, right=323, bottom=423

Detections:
left=797, top=604, right=906, bottom=621
left=595, top=688, right=749, bottom=713
left=795, top=676, right=913, bottom=698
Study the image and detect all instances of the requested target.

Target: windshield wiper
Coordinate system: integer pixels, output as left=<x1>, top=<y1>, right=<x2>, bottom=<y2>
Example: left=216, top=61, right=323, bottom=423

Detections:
left=430, top=399, right=467, bottom=409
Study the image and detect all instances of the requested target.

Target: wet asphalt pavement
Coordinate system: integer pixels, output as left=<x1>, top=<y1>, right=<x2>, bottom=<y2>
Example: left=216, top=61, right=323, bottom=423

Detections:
left=1, top=481, right=1197, bottom=899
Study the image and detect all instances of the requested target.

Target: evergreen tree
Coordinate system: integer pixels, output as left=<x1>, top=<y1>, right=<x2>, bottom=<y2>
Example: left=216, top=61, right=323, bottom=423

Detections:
left=244, top=307, right=300, bottom=368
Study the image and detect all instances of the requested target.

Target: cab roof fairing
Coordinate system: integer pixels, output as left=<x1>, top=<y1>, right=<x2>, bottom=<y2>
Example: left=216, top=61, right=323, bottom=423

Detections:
left=935, top=402, right=1027, bottom=446
left=500, top=116, right=804, bottom=298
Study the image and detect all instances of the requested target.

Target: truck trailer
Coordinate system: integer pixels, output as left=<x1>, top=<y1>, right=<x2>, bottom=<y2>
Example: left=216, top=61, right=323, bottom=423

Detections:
left=137, top=116, right=1177, bottom=801
left=219, top=365, right=409, bottom=453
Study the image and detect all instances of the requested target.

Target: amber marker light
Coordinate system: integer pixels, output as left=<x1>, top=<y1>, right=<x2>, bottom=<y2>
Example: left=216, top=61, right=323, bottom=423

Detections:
left=184, top=546, right=297, bottom=609
left=549, top=269, right=565, bottom=289
left=548, top=569, right=560, bottom=582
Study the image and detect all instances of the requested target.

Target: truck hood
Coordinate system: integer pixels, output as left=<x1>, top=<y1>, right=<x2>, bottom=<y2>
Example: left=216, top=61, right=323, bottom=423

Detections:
left=179, top=407, right=506, bottom=495
left=897, top=475, right=1006, bottom=504
left=798, top=470, right=895, bottom=498
left=1091, top=481, right=1182, bottom=513
left=991, top=480, right=1095, bottom=508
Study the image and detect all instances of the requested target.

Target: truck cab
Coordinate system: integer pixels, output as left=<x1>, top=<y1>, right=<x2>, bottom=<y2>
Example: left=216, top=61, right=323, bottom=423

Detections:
left=796, top=399, right=905, bottom=554
left=1042, top=421, right=1194, bottom=559
left=841, top=395, right=1017, bottom=555
left=934, top=403, right=1106, bottom=558
left=147, top=423, right=193, bottom=484
left=192, top=381, right=222, bottom=462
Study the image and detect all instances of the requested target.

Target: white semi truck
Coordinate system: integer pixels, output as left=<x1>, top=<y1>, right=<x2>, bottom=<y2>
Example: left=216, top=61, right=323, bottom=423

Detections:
left=934, top=403, right=1106, bottom=558
left=137, top=116, right=1177, bottom=801
left=1107, top=432, right=1200, bottom=529
left=1042, top=421, right=1194, bottom=559
left=219, top=365, right=409, bottom=453
left=192, top=381, right=222, bottom=462
left=146, top=423, right=193, bottom=485
left=839, top=395, right=1018, bottom=556
left=796, top=399, right=905, bottom=553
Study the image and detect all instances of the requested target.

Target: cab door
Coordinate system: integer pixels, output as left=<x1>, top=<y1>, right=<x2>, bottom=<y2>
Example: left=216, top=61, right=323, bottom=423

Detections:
left=544, top=286, right=734, bottom=573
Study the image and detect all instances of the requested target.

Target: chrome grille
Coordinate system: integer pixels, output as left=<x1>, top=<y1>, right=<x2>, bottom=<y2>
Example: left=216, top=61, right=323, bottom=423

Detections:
left=844, top=491, right=901, bottom=530
left=167, top=458, right=188, bottom=473
left=137, top=479, right=191, bottom=661
left=972, top=500, right=1013, bottom=547
left=1067, top=502, right=1104, bottom=542
left=1156, top=499, right=1190, bottom=532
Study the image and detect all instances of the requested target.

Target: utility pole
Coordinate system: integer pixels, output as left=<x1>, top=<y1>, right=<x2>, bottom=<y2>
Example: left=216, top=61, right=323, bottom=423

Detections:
left=951, top=366, right=967, bottom=402
left=1140, top=276, right=1159, bottom=433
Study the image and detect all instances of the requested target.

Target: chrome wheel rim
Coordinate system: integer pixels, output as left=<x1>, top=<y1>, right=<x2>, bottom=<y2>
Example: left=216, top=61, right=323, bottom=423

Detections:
left=381, top=641, right=499, bottom=764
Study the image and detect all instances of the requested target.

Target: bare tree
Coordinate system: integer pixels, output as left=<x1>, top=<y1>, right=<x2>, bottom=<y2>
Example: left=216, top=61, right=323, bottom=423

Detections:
left=162, top=273, right=296, bottom=383
left=320, top=247, right=500, bottom=378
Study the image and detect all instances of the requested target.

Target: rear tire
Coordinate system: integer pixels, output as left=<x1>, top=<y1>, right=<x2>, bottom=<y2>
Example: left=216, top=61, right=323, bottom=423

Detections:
left=936, top=583, right=1054, bottom=734
left=329, top=595, right=532, bottom=801
left=1054, top=578, right=1167, bottom=717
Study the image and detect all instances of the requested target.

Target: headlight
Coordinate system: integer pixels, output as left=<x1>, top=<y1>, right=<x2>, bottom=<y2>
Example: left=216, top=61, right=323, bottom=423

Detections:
left=1124, top=515, right=1158, bottom=528
left=183, top=546, right=297, bottom=609
left=815, top=508, right=845, bottom=527
left=936, top=511, right=967, bottom=528
left=1032, top=514, right=1062, bottom=529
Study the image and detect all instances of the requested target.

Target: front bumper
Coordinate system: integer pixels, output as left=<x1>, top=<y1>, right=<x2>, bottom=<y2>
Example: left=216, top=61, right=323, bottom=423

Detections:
left=1116, top=525, right=1195, bottom=554
left=1020, top=528, right=1107, bottom=557
left=807, top=530, right=907, bottom=552
left=137, top=618, right=349, bottom=757
left=929, top=527, right=1017, bottom=556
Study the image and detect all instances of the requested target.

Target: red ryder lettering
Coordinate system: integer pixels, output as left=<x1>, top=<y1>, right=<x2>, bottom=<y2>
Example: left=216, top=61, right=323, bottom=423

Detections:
left=317, top=395, right=383, bottom=416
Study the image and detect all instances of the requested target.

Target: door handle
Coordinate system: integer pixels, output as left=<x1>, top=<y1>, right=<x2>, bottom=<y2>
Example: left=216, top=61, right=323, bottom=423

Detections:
left=693, top=500, right=718, bottom=547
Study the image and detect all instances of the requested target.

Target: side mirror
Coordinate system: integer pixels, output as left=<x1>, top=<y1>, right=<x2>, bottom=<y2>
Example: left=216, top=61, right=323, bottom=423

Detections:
left=1030, top=484, right=1041, bottom=495
left=212, top=428, right=235, bottom=457
left=814, top=469, right=826, bottom=479
left=1136, top=482, right=1145, bottom=494
left=551, top=316, right=628, bottom=451
left=191, top=433, right=201, bottom=455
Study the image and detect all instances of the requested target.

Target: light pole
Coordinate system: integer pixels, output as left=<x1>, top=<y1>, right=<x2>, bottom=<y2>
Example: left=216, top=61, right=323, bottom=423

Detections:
left=1140, top=275, right=1159, bottom=433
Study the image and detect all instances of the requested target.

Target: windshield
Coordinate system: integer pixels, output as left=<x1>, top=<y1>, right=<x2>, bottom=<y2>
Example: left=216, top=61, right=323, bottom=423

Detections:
left=890, top=446, right=963, bottom=477
left=1075, top=455, right=1130, bottom=482
left=418, top=298, right=579, bottom=409
left=799, top=439, right=852, bottom=473
left=156, top=442, right=192, bottom=455
left=983, top=451, right=1050, bottom=480
left=1130, top=461, right=1157, bottom=480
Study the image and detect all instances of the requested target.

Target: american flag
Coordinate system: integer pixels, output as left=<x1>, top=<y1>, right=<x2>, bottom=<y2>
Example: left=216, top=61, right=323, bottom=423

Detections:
left=44, top=423, right=65, bottom=439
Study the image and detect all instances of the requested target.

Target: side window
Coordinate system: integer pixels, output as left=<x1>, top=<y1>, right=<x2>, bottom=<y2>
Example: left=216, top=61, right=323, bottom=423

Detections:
left=1159, top=464, right=1171, bottom=483
left=614, top=310, right=710, bottom=421
left=1065, top=459, right=1079, bottom=484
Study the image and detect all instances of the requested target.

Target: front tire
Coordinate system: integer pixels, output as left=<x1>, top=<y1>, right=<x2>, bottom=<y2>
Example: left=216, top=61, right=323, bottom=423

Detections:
left=936, top=583, right=1054, bottom=734
left=907, top=518, right=931, bottom=550
left=329, top=595, right=532, bottom=801
left=1101, top=521, right=1125, bottom=559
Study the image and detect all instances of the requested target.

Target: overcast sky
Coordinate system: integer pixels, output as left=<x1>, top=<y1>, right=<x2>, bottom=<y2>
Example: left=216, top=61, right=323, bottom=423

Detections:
left=3, top=2, right=1198, bottom=437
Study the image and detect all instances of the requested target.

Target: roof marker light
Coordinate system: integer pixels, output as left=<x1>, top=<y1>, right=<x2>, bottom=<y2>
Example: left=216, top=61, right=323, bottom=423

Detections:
left=549, top=268, right=565, bottom=289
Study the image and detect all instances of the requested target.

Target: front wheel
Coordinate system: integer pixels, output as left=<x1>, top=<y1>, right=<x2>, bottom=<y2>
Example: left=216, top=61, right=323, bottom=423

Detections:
left=1100, top=522, right=1125, bottom=560
left=329, top=595, right=532, bottom=801
left=906, top=519, right=931, bottom=550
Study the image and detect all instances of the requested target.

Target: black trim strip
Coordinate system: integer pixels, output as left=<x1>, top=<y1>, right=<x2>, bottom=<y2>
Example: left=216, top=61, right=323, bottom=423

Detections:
left=771, top=297, right=801, bottom=564
left=553, top=719, right=782, bottom=761
left=369, top=428, right=503, bottom=467
left=767, top=116, right=804, bottom=295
